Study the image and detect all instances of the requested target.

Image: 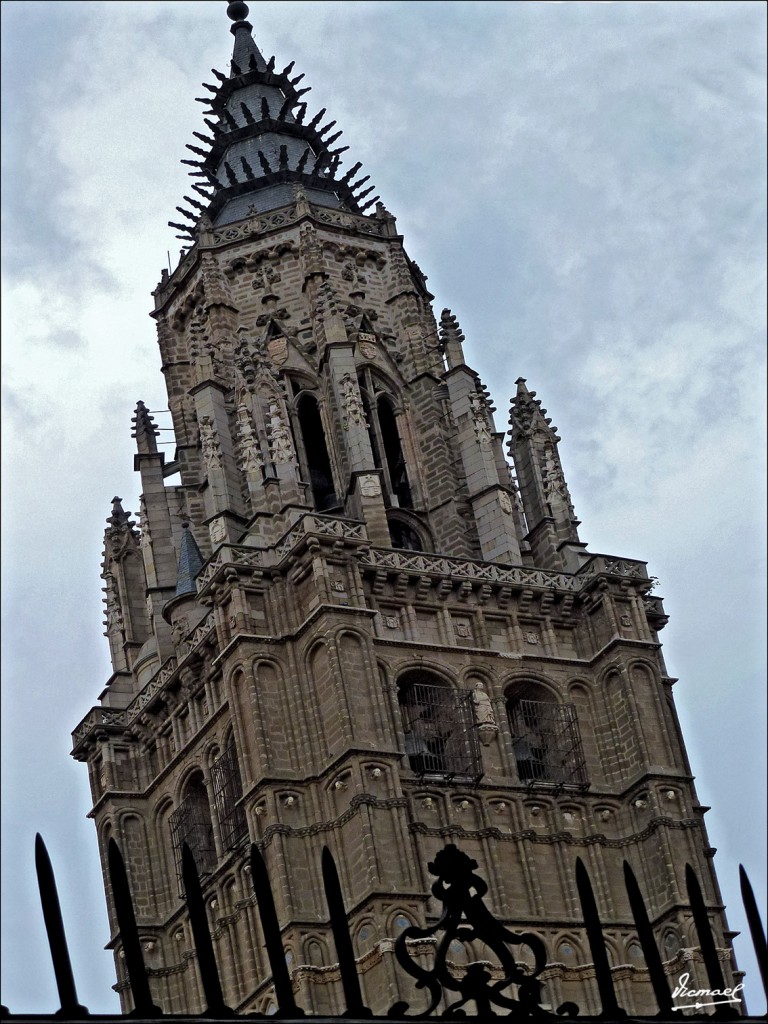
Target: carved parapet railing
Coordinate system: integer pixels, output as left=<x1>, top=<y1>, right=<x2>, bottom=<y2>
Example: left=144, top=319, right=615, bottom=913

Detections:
left=196, top=545, right=265, bottom=594
left=70, top=656, right=180, bottom=757
left=271, top=513, right=367, bottom=563
left=70, top=707, right=128, bottom=756
left=127, top=657, right=179, bottom=718
left=359, top=548, right=580, bottom=594
left=578, top=554, right=650, bottom=584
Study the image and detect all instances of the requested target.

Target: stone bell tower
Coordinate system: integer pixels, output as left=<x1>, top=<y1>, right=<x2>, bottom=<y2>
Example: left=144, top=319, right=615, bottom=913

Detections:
left=71, top=1, right=737, bottom=1015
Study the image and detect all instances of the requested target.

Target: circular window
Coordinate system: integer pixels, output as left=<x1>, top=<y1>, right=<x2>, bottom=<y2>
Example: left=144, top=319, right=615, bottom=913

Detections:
left=394, top=915, right=410, bottom=931
left=560, top=943, right=573, bottom=958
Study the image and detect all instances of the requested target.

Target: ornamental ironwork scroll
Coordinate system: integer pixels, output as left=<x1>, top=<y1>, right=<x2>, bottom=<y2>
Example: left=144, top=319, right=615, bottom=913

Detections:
left=389, top=844, right=564, bottom=1019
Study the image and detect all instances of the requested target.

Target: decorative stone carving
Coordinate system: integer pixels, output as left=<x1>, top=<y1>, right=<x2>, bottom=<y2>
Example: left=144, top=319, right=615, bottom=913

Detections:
left=237, top=403, right=264, bottom=474
left=454, top=622, right=471, bottom=638
left=542, top=446, right=571, bottom=503
left=359, top=474, right=382, bottom=497
left=469, top=393, right=493, bottom=449
left=358, top=334, right=377, bottom=360
left=384, top=615, right=399, bottom=629
left=104, top=575, right=123, bottom=635
left=267, top=401, right=295, bottom=464
left=138, top=497, right=151, bottom=549
left=199, top=416, right=223, bottom=471
left=524, top=632, right=540, bottom=645
left=472, top=683, right=499, bottom=746
left=339, top=373, right=367, bottom=429
left=620, top=614, right=632, bottom=627
left=209, top=517, right=227, bottom=544
left=172, top=616, right=190, bottom=654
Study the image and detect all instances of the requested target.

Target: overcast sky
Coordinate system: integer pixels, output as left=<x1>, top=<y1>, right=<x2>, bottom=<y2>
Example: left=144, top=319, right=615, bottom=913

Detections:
left=1, top=0, right=766, bottom=1015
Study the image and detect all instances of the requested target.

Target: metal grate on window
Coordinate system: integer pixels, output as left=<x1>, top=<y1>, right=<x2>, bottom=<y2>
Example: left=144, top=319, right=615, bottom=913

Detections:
left=169, top=787, right=217, bottom=895
left=399, top=682, right=482, bottom=782
left=211, top=744, right=248, bottom=850
left=509, top=699, right=589, bottom=788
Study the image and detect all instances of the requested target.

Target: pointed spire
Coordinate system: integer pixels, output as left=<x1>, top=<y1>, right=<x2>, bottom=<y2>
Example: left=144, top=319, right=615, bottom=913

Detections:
left=509, top=377, right=560, bottom=439
left=107, top=496, right=132, bottom=532
left=439, top=308, right=466, bottom=369
left=104, top=497, right=139, bottom=557
left=172, top=3, right=381, bottom=229
left=226, top=2, right=267, bottom=73
left=132, top=401, right=159, bottom=455
left=175, top=523, right=204, bottom=597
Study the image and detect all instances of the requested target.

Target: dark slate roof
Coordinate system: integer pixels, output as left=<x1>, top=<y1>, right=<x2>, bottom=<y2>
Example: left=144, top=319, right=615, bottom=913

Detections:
left=170, top=1, right=378, bottom=239
left=174, top=524, right=204, bottom=597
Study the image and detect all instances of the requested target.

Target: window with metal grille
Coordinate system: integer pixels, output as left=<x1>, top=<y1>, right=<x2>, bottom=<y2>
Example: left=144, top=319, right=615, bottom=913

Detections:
left=508, top=699, right=588, bottom=788
left=399, top=679, right=482, bottom=782
left=169, top=781, right=216, bottom=894
left=211, top=743, right=248, bottom=850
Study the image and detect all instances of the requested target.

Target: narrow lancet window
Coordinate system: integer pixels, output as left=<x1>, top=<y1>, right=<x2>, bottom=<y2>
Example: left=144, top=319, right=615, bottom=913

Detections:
left=211, top=742, right=248, bottom=849
left=169, top=773, right=216, bottom=892
left=297, top=393, right=338, bottom=511
left=378, top=396, right=412, bottom=508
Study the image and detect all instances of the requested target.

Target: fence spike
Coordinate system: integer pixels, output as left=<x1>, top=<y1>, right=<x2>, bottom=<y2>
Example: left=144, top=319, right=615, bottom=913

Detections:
left=321, top=847, right=371, bottom=1017
left=574, top=857, right=625, bottom=1018
left=739, top=865, right=768, bottom=1001
left=685, top=863, right=739, bottom=1019
left=249, top=844, right=304, bottom=1016
left=34, top=834, right=88, bottom=1018
left=107, top=839, right=162, bottom=1016
left=181, top=843, right=232, bottom=1016
left=622, top=861, right=673, bottom=1015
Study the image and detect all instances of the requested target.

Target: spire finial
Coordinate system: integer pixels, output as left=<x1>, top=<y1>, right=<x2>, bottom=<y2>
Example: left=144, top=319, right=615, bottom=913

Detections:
left=227, top=1, right=252, bottom=38
left=227, top=1, right=249, bottom=22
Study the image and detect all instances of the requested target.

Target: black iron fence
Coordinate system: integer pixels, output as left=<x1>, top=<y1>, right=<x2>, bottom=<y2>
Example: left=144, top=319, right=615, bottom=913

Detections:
left=2, top=834, right=766, bottom=1021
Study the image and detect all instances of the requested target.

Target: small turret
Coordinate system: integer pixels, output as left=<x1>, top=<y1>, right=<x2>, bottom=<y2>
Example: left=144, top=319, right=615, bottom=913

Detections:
left=101, top=498, right=150, bottom=675
left=132, top=400, right=159, bottom=455
left=508, top=378, right=587, bottom=571
left=175, top=523, right=205, bottom=597
left=438, top=308, right=466, bottom=369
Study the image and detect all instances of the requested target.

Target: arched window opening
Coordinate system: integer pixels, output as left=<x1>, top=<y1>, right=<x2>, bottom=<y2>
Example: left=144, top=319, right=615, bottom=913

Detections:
left=398, top=672, right=482, bottom=781
left=378, top=396, right=412, bottom=508
left=388, top=518, right=423, bottom=551
left=507, top=695, right=588, bottom=788
left=211, top=741, right=248, bottom=850
left=296, top=394, right=339, bottom=511
left=169, top=773, right=216, bottom=893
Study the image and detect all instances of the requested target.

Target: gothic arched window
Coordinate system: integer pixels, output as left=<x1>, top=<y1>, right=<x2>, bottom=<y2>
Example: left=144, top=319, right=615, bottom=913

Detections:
left=293, top=390, right=340, bottom=511
left=506, top=687, right=588, bottom=788
left=387, top=514, right=426, bottom=551
left=398, top=671, right=481, bottom=781
left=357, top=369, right=413, bottom=509
left=211, top=740, right=248, bottom=849
left=377, top=396, right=412, bottom=508
left=169, top=772, right=216, bottom=892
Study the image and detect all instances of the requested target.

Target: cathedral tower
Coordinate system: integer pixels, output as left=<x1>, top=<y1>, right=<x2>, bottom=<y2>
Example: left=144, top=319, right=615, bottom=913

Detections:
left=72, top=3, right=737, bottom=1014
